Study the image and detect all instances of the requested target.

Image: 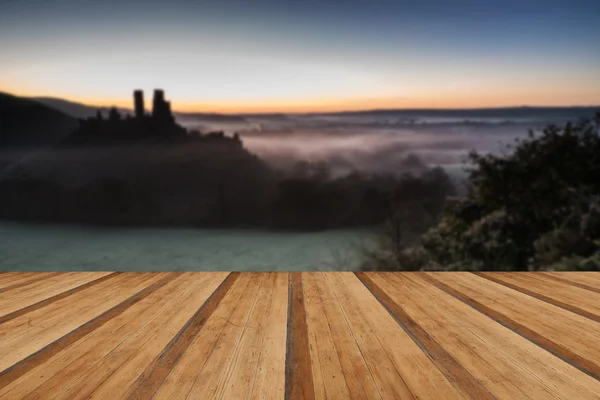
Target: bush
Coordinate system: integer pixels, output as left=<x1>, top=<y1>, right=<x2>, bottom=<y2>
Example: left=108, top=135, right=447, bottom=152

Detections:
left=359, top=168, right=456, bottom=270
left=364, top=112, right=600, bottom=271
left=429, top=114, right=600, bottom=270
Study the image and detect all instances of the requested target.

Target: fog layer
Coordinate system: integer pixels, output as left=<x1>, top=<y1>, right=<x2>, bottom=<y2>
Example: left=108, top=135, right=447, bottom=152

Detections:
left=178, top=109, right=593, bottom=179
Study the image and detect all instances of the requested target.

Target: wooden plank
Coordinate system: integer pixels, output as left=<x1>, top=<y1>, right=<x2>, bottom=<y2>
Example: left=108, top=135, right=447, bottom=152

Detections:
left=303, top=272, right=352, bottom=399
left=120, top=272, right=238, bottom=400
left=477, top=272, right=600, bottom=322
left=0, top=272, right=115, bottom=318
left=1, top=271, right=599, bottom=399
left=0, top=273, right=175, bottom=384
left=0, top=272, right=52, bottom=288
left=182, top=273, right=268, bottom=400
left=316, top=273, right=387, bottom=399
left=357, top=272, right=493, bottom=400
left=335, top=273, right=465, bottom=399
left=0, top=273, right=163, bottom=367
left=48, top=273, right=229, bottom=400
left=286, top=272, right=316, bottom=400
left=325, top=273, right=423, bottom=399
left=541, top=272, right=600, bottom=291
left=423, top=272, right=600, bottom=380
left=0, top=272, right=62, bottom=292
left=0, top=272, right=82, bottom=298
left=0, top=274, right=152, bottom=346
left=368, top=273, right=600, bottom=400
left=538, top=272, right=600, bottom=294
left=0, top=273, right=40, bottom=288
left=249, top=273, right=288, bottom=400
left=0, top=273, right=196, bottom=399
left=0, top=272, right=120, bottom=324
left=219, top=273, right=284, bottom=399
left=0, top=274, right=144, bottom=352
left=151, top=273, right=257, bottom=399
left=0, top=273, right=165, bottom=359
left=0, top=272, right=82, bottom=311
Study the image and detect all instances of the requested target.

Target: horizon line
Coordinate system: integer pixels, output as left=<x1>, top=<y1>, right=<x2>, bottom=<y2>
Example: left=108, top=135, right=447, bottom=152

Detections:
left=4, top=90, right=600, bottom=116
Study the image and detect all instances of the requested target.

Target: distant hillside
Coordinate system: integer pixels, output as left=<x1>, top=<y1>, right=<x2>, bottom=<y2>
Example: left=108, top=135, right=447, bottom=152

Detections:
left=33, top=97, right=131, bottom=119
left=0, top=92, right=78, bottom=147
left=240, top=113, right=291, bottom=120
left=176, top=112, right=247, bottom=123
left=25, top=97, right=600, bottom=122
left=34, top=96, right=247, bottom=124
left=316, top=106, right=600, bottom=119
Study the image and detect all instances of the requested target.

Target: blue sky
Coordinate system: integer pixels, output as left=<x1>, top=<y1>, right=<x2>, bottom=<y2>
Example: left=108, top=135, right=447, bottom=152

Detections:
left=1, top=0, right=599, bottom=112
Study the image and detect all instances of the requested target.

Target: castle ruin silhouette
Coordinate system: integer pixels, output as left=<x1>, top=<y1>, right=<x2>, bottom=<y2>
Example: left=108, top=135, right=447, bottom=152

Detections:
left=66, top=89, right=241, bottom=146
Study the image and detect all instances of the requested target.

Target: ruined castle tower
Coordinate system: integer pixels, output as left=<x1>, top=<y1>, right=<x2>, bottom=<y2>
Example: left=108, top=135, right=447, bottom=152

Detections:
left=152, top=89, right=165, bottom=119
left=152, top=89, right=174, bottom=123
left=133, top=90, right=145, bottom=119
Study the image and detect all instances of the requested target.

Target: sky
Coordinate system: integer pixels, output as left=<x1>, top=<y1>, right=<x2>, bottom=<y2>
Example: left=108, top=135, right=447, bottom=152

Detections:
left=1, top=0, right=599, bottom=113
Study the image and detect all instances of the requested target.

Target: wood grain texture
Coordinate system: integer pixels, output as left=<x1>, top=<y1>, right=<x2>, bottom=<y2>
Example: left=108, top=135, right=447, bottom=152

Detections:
left=182, top=273, right=268, bottom=399
left=423, top=272, right=600, bottom=380
left=303, top=272, right=353, bottom=399
left=219, top=273, right=287, bottom=400
left=0, top=272, right=62, bottom=293
left=0, top=273, right=177, bottom=388
left=541, top=272, right=600, bottom=291
left=0, top=273, right=167, bottom=372
left=309, top=272, right=383, bottom=399
left=151, top=272, right=255, bottom=400
left=357, top=272, right=494, bottom=400
left=0, top=273, right=40, bottom=289
left=0, top=272, right=120, bottom=324
left=250, top=273, right=289, bottom=400
left=55, top=273, right=229, bottom=400
left=325, top=273, right=461, bottom=399
left=369, top=272, right=600, bottom=400
left=0, top=271, right=599, bottom=400
left=0, top=274, right=197, bottom=399
left=476, top=272, right=600, bottom=322
left=537, top=272, right=600, bottom=294
left=124, top=272, right=237, bottom=400
left=0, top=272, right=115, bottom=317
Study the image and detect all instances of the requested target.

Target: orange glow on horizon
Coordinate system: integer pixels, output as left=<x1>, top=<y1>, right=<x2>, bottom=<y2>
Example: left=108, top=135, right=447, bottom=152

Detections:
left=4, top=86, right=600, bottom=114
left=52, top=95, right=600, bottom=114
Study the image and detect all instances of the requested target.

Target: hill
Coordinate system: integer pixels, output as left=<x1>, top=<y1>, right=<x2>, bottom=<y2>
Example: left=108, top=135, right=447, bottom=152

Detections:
left=34, top=96, right=247, bottom=123
left=0, top=92, right=78, bottom=147
left=316, top=106, right=600, bottom=120
left=33, top=97, right=131, bottom=119
left=176, top=112, right=247, bottom=123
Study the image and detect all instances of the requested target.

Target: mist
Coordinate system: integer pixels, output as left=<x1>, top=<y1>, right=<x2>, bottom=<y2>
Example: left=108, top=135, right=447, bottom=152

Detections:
left=177, top=111, right=573, bottom=181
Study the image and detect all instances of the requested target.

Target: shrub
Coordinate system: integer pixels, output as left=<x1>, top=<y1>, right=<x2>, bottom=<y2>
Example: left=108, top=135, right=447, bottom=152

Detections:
left=364, top=112, right=600, bottom=271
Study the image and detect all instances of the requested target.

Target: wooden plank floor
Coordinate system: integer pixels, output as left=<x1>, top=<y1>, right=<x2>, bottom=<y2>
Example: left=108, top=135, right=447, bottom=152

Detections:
left=0, top=272, right=599, bottom=399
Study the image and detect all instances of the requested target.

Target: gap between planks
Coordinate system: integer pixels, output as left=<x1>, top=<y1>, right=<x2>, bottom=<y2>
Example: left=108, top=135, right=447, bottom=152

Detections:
left=354, top=272, right=495, bottom=400
left=421, top=272, right=600, bottom=381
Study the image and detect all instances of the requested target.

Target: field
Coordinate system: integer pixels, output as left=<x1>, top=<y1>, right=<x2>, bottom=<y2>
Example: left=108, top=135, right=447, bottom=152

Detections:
left=0, top=223, right=371, bottom=271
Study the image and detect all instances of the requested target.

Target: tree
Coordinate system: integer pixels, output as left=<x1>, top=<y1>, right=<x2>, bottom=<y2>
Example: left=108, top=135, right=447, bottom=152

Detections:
left=423, top=114, right=600, bottom=270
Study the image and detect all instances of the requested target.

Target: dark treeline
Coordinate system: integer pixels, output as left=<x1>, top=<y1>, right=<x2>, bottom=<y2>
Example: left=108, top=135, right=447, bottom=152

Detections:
left=0, top=141, right=454, bottom=232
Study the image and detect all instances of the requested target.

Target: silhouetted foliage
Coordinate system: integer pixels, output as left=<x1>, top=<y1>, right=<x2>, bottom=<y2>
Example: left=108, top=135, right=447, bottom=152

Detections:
left=359, top=169, right=456, bottom=270
left=370, top=113, right=600, bottom=271
left=0, top=140, right=455, bottom=232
